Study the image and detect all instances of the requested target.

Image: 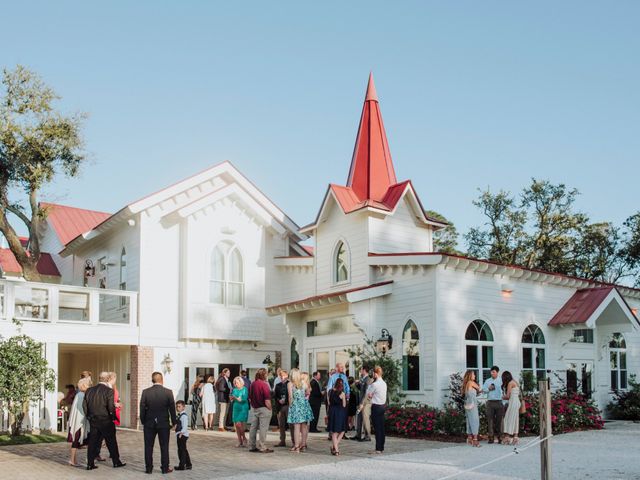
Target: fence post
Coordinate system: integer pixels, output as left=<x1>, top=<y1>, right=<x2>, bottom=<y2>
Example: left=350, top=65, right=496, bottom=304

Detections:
left=539, top=378, right=552, bottom=480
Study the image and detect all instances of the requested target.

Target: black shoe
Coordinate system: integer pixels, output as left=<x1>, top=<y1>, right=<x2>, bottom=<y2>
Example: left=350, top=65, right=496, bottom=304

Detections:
left=113, top=461, right=126, bottom=468
left=359, top=437, right=371, bottom=442
left=309, top=429, right=321, bottom=433
left=145, top=466, right=153, bottom=474
left=161, top=467, right=174, bottom=474
left=249, top=448, right=260, bottom=452
left=348, top=436, right=359, bottom=441
left=186, top=465, right=192, bottom=470
left=86, top=465, right=98, bottom=471
left=174, top=466, right=185, bottom=471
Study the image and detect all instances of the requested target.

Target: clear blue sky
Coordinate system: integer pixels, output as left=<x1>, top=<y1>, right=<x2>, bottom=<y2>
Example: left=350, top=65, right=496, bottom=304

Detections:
left=2, top=1, right=639, bottom=244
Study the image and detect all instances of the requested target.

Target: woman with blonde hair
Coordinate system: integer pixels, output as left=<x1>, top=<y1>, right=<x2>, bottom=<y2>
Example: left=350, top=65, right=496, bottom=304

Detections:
left=230, top=376, right=249, bottom=447
left=190, top=375, right=204, bottom=429
left=201, top=375, right=216, bottom=431
left=462, top=370, right=481, bottom=447
left=287, top=368, right=314, bottom=452
left=67, top=377, right=92, bottom=466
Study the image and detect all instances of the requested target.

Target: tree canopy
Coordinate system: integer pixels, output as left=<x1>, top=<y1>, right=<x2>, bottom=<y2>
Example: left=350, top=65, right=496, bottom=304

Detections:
left=0, top=65, right=86, bottom=281
left=465, top=178, right=640, bottom=285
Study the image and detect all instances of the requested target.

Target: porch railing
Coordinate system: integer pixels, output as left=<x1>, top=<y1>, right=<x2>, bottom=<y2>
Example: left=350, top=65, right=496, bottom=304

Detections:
left=0, top=278, right=138, bottom=327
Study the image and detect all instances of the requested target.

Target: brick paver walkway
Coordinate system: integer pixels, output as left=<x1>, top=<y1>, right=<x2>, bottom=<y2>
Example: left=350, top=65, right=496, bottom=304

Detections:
left=0, top=428, right=446, bottom=479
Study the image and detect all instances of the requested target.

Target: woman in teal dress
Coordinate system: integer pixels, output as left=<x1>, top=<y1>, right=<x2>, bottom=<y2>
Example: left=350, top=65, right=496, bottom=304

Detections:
left=287, top=368, right=314, bottom=452
left=231, top=376, right=249, bottom=447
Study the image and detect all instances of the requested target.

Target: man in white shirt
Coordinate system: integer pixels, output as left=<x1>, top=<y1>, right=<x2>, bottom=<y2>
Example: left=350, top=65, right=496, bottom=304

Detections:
left=367, top=366, right=387, bottom=454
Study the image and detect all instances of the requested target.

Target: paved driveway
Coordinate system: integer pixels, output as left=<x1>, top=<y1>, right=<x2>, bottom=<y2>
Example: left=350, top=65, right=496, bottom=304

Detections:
left=1, top=422, right=638, bottom=479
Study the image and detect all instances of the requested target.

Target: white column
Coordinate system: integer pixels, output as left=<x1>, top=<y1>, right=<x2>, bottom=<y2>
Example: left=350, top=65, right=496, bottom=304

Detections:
left=42, top=341, right=59, bottom=432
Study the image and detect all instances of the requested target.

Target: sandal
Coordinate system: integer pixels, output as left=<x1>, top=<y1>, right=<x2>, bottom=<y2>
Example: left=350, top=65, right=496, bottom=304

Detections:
left=472, top=437, right=481, bottom=447
left=290, top=447, right=300, bottom=453
left=511, top=437, right=520, bottom=446
left=330, top=446, right=336, bottom=455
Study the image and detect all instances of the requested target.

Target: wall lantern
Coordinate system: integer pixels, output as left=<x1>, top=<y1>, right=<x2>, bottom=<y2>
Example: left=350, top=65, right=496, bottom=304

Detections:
left=501, top=283, right=514, bottom=297
left=376, top=328, right=393, bottom=355
left=84, top=259, right=96, bottom=278
left=161, top=354, right=174, bottom=374
left=632, top=308, right=638, bottom=317
left=262, top=355, right=272, bottom=365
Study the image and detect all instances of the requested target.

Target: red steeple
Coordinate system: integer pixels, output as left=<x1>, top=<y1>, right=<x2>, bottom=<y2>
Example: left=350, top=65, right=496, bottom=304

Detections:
left=346, top=72, right=397, bottom=202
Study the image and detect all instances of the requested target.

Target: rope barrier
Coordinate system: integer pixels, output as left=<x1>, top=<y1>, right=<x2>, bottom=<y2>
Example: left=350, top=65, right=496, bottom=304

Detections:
left=433, top=434, right=554, bottom=480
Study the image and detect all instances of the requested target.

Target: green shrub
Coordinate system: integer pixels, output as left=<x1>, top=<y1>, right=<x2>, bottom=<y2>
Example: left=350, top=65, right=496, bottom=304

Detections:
left=607, top=374, right=640, bottom=420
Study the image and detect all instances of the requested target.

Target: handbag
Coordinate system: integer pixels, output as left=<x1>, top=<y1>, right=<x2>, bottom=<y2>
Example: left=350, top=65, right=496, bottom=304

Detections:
left=519, top=393, right=526, bottom=414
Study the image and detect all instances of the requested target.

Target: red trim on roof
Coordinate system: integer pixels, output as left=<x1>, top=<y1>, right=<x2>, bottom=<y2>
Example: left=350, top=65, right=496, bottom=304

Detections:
left=548, top=287, right=639, bottom=327
left=302, top=246, right=314, bottom=255
left=41, top=202, right=112, bottom=245
left=0, top=248, right=60, bottom=276
left=368, top=251, right=640, bottom=294
left=266, top=280, right=393, bottom=310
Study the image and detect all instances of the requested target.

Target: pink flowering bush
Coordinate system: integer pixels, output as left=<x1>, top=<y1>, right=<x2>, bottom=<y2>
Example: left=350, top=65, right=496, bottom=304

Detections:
left=519, top=391, right=604, bottom=435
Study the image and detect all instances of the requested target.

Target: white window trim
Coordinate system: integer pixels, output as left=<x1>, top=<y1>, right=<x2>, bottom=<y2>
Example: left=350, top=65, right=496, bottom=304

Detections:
left=464, top=320, right=495, bottom=385
left=209, top=242, right=245, bottom=308
left=332, top=239, right=351, bottom=287
left=610, top=333, right=627, bottom=392
left=401, top=320, right=421, bottom=392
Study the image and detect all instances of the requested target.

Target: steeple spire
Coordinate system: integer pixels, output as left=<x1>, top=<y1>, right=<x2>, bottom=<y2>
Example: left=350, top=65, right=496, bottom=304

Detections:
left=346, top=73, right=397, bottom=202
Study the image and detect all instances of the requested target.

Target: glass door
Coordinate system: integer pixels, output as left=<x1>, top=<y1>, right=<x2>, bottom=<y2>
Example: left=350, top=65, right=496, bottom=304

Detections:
left=566, top=361, right=593, bottom=397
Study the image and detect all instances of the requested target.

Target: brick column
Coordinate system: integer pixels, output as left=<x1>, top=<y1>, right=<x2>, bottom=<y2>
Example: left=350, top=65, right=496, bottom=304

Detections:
left=130, top=346, right=154, bottom=428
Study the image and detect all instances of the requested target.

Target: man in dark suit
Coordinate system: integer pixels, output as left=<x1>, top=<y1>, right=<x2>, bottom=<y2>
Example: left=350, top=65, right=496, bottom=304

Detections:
left=309, top=371, right=323, bottom=433
left=140, top=371, right=177, bottom=474
left=83, top=371, right=126, bottom=470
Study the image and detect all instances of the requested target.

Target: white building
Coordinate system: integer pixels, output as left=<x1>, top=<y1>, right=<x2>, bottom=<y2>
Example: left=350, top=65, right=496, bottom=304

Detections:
left=1, top=74, right=638, bottom=430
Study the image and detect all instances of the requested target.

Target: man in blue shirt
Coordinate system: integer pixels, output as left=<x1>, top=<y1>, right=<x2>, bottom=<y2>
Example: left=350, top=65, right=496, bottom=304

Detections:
left=482, top=365, right=503, bottom=444
left=326, top=363, right=350, bottom=398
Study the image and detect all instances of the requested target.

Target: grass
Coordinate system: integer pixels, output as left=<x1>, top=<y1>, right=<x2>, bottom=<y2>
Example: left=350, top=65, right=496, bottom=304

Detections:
left=0, top=433, right=65, bottom=446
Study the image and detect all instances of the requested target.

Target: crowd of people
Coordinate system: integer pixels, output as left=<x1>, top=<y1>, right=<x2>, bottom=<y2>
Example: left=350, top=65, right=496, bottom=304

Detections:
left=463, top=365, right=523, bottom=447
left=64, top=362, right=388, bottom=473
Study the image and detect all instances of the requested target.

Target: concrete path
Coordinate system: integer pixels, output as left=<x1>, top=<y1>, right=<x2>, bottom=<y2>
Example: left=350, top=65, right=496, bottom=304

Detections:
left=0, top=422, right=638, bottom=479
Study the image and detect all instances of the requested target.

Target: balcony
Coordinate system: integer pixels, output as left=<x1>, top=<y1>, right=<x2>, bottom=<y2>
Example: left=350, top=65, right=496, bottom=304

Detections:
left=0, top=278, right=138, bottom=328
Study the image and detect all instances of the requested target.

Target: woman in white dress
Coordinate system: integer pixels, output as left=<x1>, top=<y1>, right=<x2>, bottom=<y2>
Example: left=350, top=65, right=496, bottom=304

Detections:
left=501, top=371, right=521, bottom=445
left=67, top=377, right=92, bottom=466
left=201, top=375, right=217, bottom=431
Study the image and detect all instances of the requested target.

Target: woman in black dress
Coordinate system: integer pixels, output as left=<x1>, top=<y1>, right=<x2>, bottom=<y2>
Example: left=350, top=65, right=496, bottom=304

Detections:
left=347, top=376, right=358, bottom=431
left=328, top=378, right=347, bottom=455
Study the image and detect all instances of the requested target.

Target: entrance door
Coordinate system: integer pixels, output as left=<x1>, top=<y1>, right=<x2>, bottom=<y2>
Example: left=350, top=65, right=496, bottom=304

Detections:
left=566, top=361, right=593, bottom=397
left=307, top=348, right=353, bottom=385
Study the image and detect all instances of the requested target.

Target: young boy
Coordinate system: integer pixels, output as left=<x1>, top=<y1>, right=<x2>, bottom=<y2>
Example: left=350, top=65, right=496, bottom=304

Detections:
left=174, top=400, right=192, bottom=470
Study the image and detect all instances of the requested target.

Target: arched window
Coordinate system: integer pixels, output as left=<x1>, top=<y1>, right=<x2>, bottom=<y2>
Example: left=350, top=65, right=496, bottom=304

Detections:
left=119, top=247, right=128, bottom=307
left=334, top=241, right=349, bottom=283
left=465, top=320, right=494, bottom=384
left=522, top=325, right=546, bottom=386
left=402, top=320, right=420, bottom=391
left=209, top=242, right=244, bottom=306
left=610, top=333, right=627, bottom=390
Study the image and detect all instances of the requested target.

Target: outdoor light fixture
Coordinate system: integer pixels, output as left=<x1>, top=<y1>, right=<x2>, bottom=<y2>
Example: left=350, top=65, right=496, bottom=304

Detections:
left=84, top=259, right=95, bottom=278
left=632, top=308, right=638, bottom=317
left=376, top=328, right=393, bottom=354
left=161, top=354, right=174, bottom=374
left=501, top=283, right=514, bottom=297
left=262, top=355, right=272, bottom=365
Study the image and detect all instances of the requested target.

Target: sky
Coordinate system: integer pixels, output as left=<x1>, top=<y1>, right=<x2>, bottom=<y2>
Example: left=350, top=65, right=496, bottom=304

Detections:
left=2, top=1, right=639, bottom=246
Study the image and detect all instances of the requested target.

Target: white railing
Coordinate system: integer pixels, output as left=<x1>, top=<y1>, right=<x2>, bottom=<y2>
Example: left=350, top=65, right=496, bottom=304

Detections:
left=0, top=278, right=138, bottom=327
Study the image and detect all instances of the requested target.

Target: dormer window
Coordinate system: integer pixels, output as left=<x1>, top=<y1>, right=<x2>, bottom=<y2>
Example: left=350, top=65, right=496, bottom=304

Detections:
left=334, top=240, right=349, bottom=284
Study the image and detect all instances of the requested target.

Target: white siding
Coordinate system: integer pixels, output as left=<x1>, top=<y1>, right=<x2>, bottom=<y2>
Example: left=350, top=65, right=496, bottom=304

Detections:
left=369, top=198, right=432, bottom=253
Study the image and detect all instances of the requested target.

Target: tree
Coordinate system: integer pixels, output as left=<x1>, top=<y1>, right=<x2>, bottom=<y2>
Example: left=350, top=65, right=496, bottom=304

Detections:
left=0, top=65, right=86, bottom=281
left=0, top=334, right=56, bottom=436
left=572, top=222, right=627, bottom=284
left=465, top=188, right=527, bottom=265
left=426, top=210, right=460, bottom=254
left=347, top=337, right=404, bottom=404
left=622, top=213, right=640, bottom=286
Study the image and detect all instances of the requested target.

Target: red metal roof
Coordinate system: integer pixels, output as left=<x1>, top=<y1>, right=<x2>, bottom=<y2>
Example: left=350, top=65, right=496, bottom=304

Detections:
left=546, top=286, right=636, bottom=326
left=0, top=248, right=61, bottom=277
left=41, top=203, right=112, bottom=245
left=266, top=280, right=393, bottom=310
left=302, top=246, right=314, bottom=255
left=346, top=73, right=397, bottom=203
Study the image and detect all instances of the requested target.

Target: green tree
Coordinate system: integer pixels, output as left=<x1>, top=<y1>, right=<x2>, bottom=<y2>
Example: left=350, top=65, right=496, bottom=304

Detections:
left=0, top=334, right=56, bottom=436
left=0, top=65, right=86, bottom=281
left=347, top=337, right=404, bottom=404
left=622, top=213, right=640, bottom=286
left=465, top=188, right=527, bottom=265
left=426, top=210, right=460, bottom=254
left=572, top=222, right=627, bottom=284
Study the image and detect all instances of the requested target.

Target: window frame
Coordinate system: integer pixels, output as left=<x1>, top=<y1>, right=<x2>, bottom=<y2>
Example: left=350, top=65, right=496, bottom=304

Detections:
left=610, top=333, right=627, bottom=391
left=465, top=319, right=494, bottom=385
left=209, top=242, right=245, bottom=307
left=521, top=324, right=546, bottom=385
left=401, top=320, right=420, bottom=391
left=333, top=240, right=350, bottom=286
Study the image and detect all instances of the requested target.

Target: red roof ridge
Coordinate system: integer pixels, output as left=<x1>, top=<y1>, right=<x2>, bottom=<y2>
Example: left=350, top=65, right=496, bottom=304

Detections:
left=0, top=248, right=61, bottom=277
left=40, top=202, right=112, bottom=245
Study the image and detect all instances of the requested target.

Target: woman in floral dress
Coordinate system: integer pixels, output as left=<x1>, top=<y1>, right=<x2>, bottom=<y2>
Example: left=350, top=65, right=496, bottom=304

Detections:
left=287, top=368, right=314, bottom=452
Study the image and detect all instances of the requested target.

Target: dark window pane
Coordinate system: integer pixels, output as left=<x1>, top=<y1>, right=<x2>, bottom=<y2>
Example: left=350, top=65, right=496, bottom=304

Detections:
left=466, top=322, right=479, bottom=340
left=536, top=369, right=546, bottom=381
left=621, top=371, right=627, bottom=390
left=523, top=348, right=533, bottom=369
left=522, top=327, right=533, bottom=344
left=610, top=352, right=617, bottom=369
left=611, top=371, right=617, bottom=390
left=620, top=352, right=627, bottom=369
left=567, top=365, right=577, bottom=393
left=407, top=355, right=420, bottom=391
left=466, top=345, right=478, bottom=368
left=482, top=369, right=491, bottom=384
left=482, top=346, right=493, bottom=370
left=533, top=327, right=545, bottom=344
left=536, top=348, right=545, bottom=369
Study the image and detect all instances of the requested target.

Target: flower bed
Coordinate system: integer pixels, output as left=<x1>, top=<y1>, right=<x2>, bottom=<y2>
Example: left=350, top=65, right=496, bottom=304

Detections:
left=385, top=392, right=603, bottom=439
